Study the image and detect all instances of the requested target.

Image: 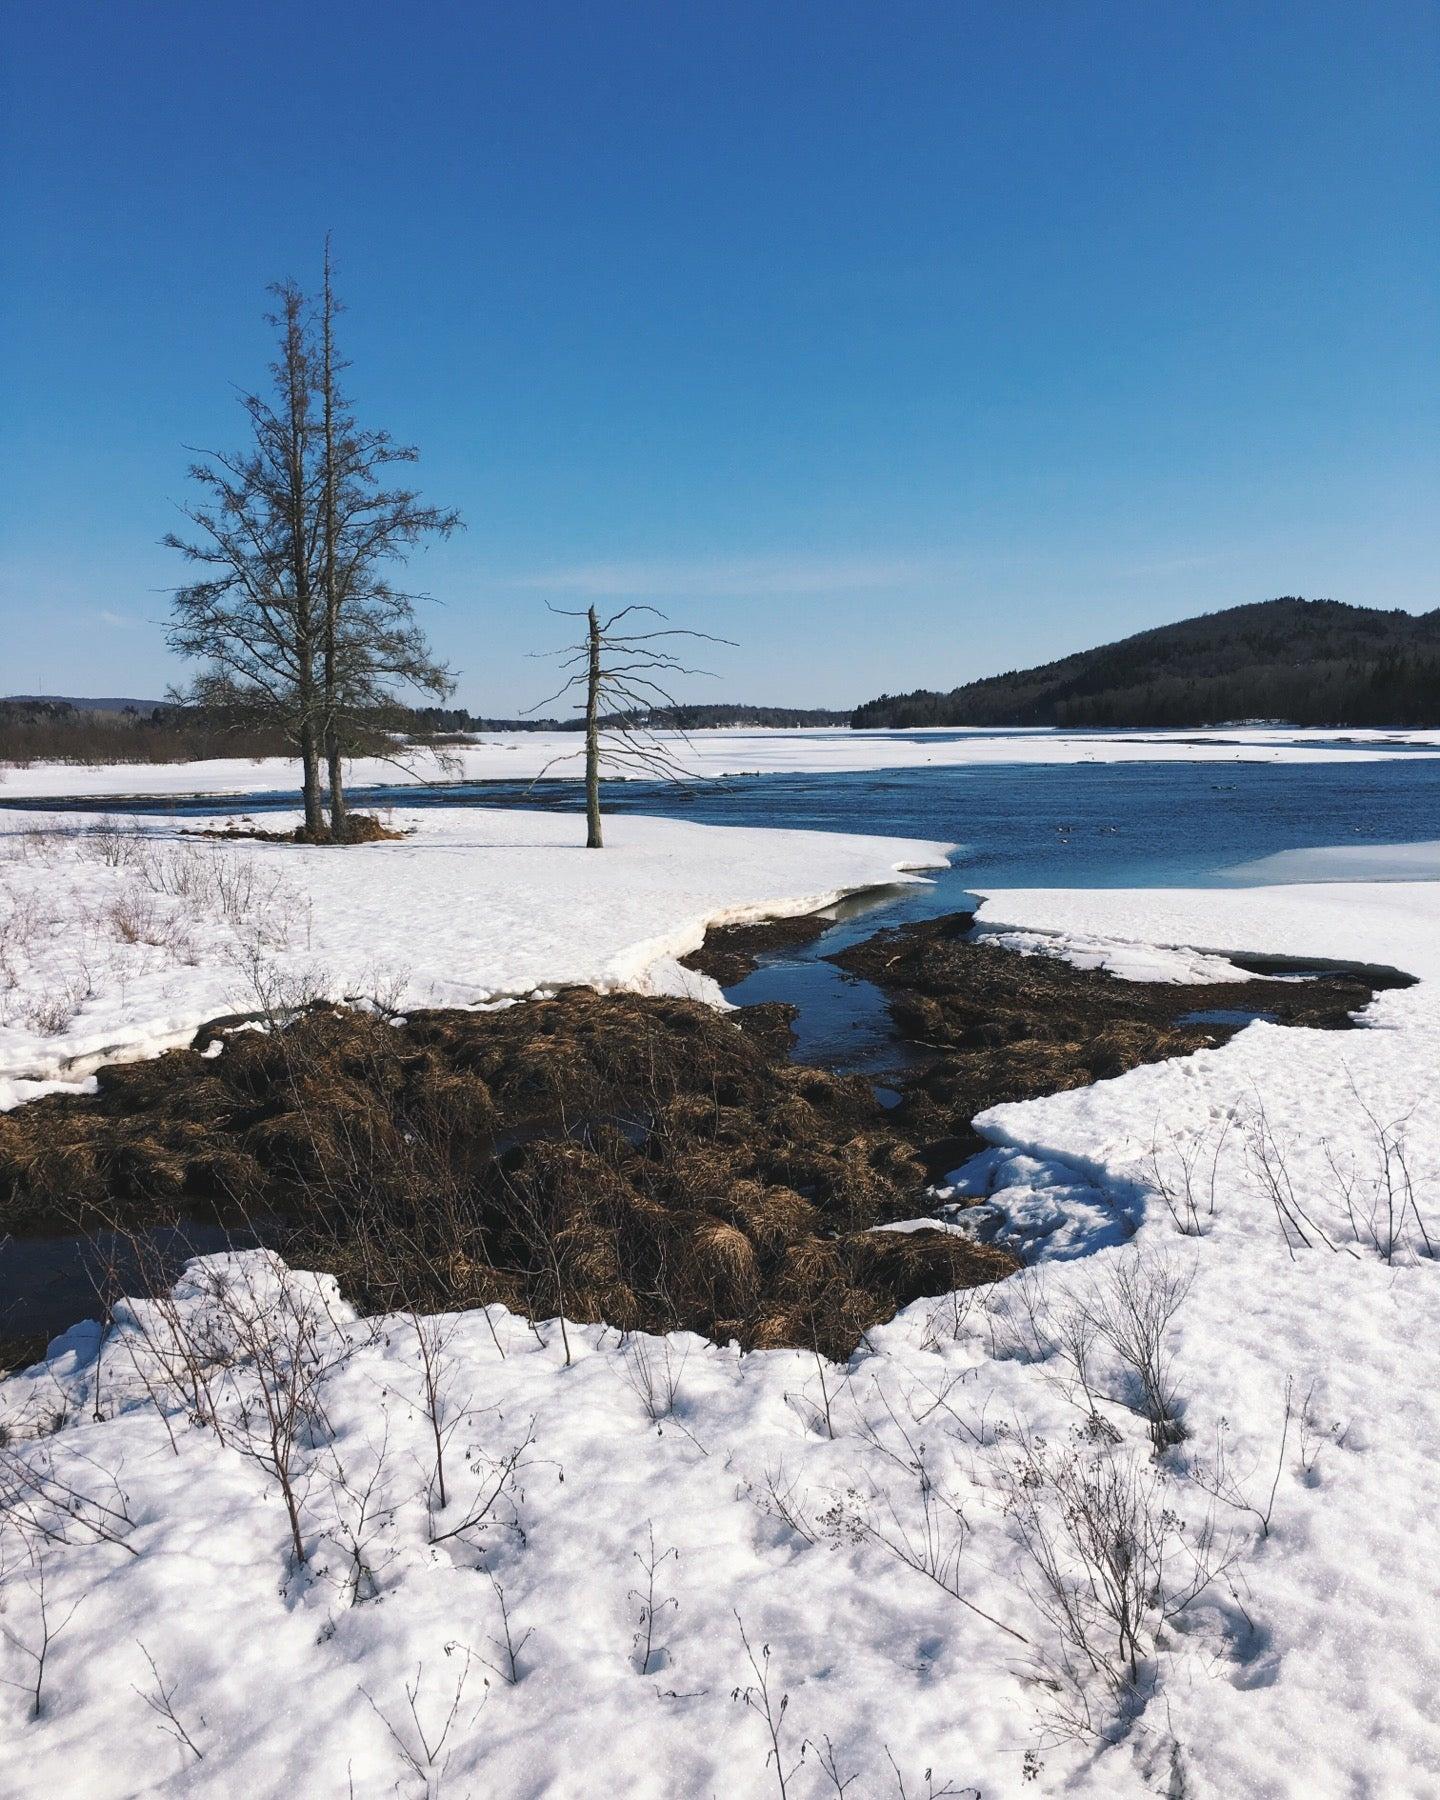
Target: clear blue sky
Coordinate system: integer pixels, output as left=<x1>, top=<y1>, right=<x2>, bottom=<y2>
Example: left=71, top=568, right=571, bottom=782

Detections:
left=3, top=1, right=1436, bottom=712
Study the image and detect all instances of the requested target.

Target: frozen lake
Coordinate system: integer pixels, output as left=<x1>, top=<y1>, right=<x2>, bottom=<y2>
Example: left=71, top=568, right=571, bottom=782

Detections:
left=20, top=749, right=1437, bottom=889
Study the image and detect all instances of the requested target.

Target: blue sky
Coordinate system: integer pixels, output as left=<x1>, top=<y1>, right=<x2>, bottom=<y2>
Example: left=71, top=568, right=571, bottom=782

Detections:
left=3, top=1, right=1436, bottom=711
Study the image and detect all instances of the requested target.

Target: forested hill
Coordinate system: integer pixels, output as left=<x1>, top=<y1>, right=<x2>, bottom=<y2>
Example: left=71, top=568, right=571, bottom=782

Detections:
left=851, top=598, right=1440, bottom=729
left=413, top=703, right=850, bottom=732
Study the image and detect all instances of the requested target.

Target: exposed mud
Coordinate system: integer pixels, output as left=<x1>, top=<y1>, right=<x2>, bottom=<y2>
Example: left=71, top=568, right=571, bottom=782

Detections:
left=832, top=911, right=1410, bottom=1169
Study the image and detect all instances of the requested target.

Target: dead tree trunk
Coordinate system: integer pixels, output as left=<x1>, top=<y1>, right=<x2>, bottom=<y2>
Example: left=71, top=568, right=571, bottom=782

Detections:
left=530, top=604, right=734, bottom=846
left=585, top=604, right=603, bottom=849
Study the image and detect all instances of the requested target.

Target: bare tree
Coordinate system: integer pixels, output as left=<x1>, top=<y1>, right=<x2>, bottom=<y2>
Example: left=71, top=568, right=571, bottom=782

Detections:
left=166, top=280, right=329, bottom=838
left=314, top=240, right=460, bottom=840
left=168, top=248, right=459, bottom=843
left=531, top=604, right=733, bottom=848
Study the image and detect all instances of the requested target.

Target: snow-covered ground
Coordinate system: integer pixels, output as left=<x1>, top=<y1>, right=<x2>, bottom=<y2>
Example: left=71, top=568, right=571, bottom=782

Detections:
left=0, top=806, right=948, bottom=1109
left=1, top=804, right=1438, bottom=1795
left=3, top=722, right=1439, bottom=803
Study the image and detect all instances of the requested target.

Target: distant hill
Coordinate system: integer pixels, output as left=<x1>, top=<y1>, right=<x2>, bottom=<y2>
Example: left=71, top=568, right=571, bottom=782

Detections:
left=850, top=598, right=1440, bottom=729
left=3, top=695, right=164, bottom=714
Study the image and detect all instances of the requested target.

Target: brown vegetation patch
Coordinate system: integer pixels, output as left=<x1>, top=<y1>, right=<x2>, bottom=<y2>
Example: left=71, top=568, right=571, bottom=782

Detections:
left=680, top=910, right=833, bottom=986
left=832, top=912, right=1409, bottom=1168
left=0, top=989, right=1014, bottom=1359
left=188, top=812, right=408, bottom=846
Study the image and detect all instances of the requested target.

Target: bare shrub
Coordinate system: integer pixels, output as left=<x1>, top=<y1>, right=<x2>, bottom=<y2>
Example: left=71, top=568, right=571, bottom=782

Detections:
left=137, top=840, right=300, bottom=944
left=749, top=1465, right=820, bottom=1547
left=361, top=1647, right=481, bottom=1796
left=732, top=1616, right=803, bottom=1800
left=1245, top=1099, right=1350, bottom=1257
left=407, top=1311, right=460, bottom=1513
left=0, top=1557, right=81, bottom=1721
left=121, top=1256, right=354, bottom=1567
left=918, top=1281, right=990, bottom=1352
left=226, top=942, right=334, bottom=1027
left=427, top=1423, right=535, bottom=1552
left=1146, top=1118, right=1230, bottom=1236
left=629, top=1522, right=678, bottom=1675
left=480, top=1572, right=532, bottom=1685
left=320, top=1423, right=399, bottom=1605
left=849, top=1379, right=1029, bottom=1645
left=17, top=977, right=89, bottom=1037
left=133, top=1641, right=205, bottom=1761
left=101, top=1244, right=236, bottom=1454
left=1079, top=1253, right=1193, bottom=1451
left=1187, top=1376, right=1293, bottom=1540
left=1321, top=1082, right=1433, bottom=1262
left=807, top=1736, right=860, bottom=1798
left=984, top=1274, right=1111, bottom=1431
left=0, top=1444, right=139, bottom=1558
left=881, top=1753, right=978, bottom=1800
left=0, top=893, right=44, bottom=984
left=784, top=1348, right=854, bottom=1440
left=207, top=1266, right=348, bottom=1565
left=1244, top=1084, right=1433, bottom=1264
left=103, top=884, right=175, bottom=948
left=78, top=817, right=146, bottom=869
left=1003, top=1428, right=1239, bottom=1742
left=622, top=1336, right=688, bottom=1425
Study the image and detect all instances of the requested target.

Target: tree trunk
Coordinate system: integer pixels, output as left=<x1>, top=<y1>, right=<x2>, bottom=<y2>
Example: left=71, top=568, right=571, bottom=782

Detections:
left=300, top=713, right=326, bottom=841
left=585, top=605, right=603, bottom=848
left=326, top=737, right=347, bottom=840
left=278, top=283, right=327, bottom=844
left=320, top=239, right=348, bottom=843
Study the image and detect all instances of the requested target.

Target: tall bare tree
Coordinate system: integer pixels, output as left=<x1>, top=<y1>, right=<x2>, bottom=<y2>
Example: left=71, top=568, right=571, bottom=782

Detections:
left=168, top=248, right=460, bottom=842
left=166, top=280, right=328, bottom=838
left=531, top=604, right=733, bottom=848
left=314, top=242, right=460, bottom=839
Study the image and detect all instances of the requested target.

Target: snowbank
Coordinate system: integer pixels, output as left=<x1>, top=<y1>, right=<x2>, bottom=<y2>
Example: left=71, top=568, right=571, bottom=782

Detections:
left=0, top=806, right=949, bottom=1109
left=2, top=723, right=1438, bottom=802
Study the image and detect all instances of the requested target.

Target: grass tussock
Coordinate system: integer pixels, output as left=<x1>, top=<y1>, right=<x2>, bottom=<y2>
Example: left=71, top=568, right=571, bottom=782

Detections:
left=833, top=912, right=1406, bottom=1168
left=189, top=812, right=407, bottom=846
left=0, top=989, right=1015, bottom=1358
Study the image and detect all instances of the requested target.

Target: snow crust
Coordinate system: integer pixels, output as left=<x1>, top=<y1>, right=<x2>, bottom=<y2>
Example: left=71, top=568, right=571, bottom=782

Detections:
left=0, top=807, right=948, bottom=1110
left=2, top=722, right=1438, bottom=802
left=2, top=813, right=1438, bottom=1794
left=1222, top=838, right=1440, bottom=884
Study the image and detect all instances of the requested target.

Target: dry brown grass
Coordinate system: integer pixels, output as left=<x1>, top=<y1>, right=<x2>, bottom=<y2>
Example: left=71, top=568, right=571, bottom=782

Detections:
left=0, top=988, right=1015, bottom=1358
left=834, top=911, right=1407, bottom=1170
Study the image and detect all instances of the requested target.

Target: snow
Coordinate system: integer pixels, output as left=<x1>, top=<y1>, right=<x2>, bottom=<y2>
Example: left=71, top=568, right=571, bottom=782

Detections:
left=0, top=806, right=950, bottom=1110
left=2, top=809, right=1439, bottom=1794
left=2, top=722, right=1439, bottom=802
left=1222, top=838, right=1440, bottom=884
